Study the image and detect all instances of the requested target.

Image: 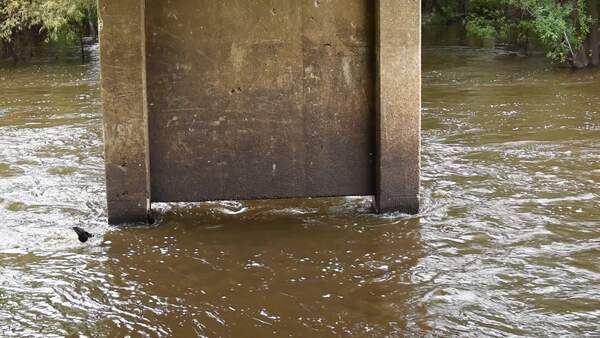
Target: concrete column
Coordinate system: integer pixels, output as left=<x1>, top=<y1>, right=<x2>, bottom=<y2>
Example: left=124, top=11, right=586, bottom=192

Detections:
left=99, top=0, right=151, bottom=224
left=375, top=0, right=421, bottom=214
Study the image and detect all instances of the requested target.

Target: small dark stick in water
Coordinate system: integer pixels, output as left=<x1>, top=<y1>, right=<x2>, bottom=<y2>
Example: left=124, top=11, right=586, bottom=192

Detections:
left=73, top=227, right=93, bottom=243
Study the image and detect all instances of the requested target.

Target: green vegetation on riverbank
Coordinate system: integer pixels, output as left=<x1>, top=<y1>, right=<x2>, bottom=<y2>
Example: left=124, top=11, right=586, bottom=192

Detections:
left=424, top=0, right=600, bottom=68
left=0, top=0, right=97, bottom=62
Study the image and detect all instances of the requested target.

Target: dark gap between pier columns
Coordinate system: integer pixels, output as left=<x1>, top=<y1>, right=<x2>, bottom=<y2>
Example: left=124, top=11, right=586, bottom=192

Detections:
left=375, top=0, right=421, bottom=214
left=99, top=0, right=151, bottom=224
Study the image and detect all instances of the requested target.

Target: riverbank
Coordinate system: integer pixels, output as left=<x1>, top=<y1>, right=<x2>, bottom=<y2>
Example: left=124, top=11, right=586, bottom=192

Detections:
left=0, top=39, right=98, bottom=65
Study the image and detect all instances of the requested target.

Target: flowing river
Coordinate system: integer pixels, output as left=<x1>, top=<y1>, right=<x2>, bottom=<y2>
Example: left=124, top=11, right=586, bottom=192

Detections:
left=0, top=43, right=598, bottom=337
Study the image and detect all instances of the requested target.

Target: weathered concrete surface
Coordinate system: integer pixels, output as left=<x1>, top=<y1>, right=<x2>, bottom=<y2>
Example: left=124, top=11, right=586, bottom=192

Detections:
left=99, top=0, right=151, bottom=223
left=146, top=0, right=376, bottom=201
left=100, top=0, right=420, bottom=223
left=375, top=0, right=421, bottom=213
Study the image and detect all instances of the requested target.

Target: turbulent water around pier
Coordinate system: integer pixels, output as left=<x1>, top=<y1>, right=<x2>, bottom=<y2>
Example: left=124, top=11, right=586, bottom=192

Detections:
left=0, top=44, right=598, bottom=336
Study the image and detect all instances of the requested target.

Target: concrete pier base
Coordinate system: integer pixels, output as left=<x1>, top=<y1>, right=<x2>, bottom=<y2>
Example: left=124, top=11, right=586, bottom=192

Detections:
left=375, top=0, right=421, bottom=214
left=99, top=0, right=420, bottom=224
left=99, top=0, right=151, bottom=223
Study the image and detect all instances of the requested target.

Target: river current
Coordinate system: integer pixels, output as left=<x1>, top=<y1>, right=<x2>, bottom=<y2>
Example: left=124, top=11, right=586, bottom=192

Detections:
left=0, top=44, right=598, bottom=336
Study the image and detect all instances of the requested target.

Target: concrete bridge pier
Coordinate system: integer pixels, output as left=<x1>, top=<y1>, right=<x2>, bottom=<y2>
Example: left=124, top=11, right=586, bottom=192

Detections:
left=99, top=0, right=150, bottom=224
left=99, top=0, right=420, bottom=224
left=375, top=0, right=421, bottom=214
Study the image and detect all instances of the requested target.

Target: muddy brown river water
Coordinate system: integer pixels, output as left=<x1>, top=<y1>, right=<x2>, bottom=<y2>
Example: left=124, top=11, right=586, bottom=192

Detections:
left=0, top=43, right=599, bottom=337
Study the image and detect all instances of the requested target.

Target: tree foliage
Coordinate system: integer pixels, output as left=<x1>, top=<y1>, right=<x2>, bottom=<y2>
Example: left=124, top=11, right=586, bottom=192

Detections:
left=518, top=0, right=591, bottom=62
left=0, top=0, right=96, bottom=44
left=424, top=0, right=600, bottom=66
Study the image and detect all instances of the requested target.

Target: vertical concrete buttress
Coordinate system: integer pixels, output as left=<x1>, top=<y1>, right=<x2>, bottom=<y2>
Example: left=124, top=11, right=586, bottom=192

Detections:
left=99, top=0, right=151, bottom=224
left=375, top=0, right=421, bottom=213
